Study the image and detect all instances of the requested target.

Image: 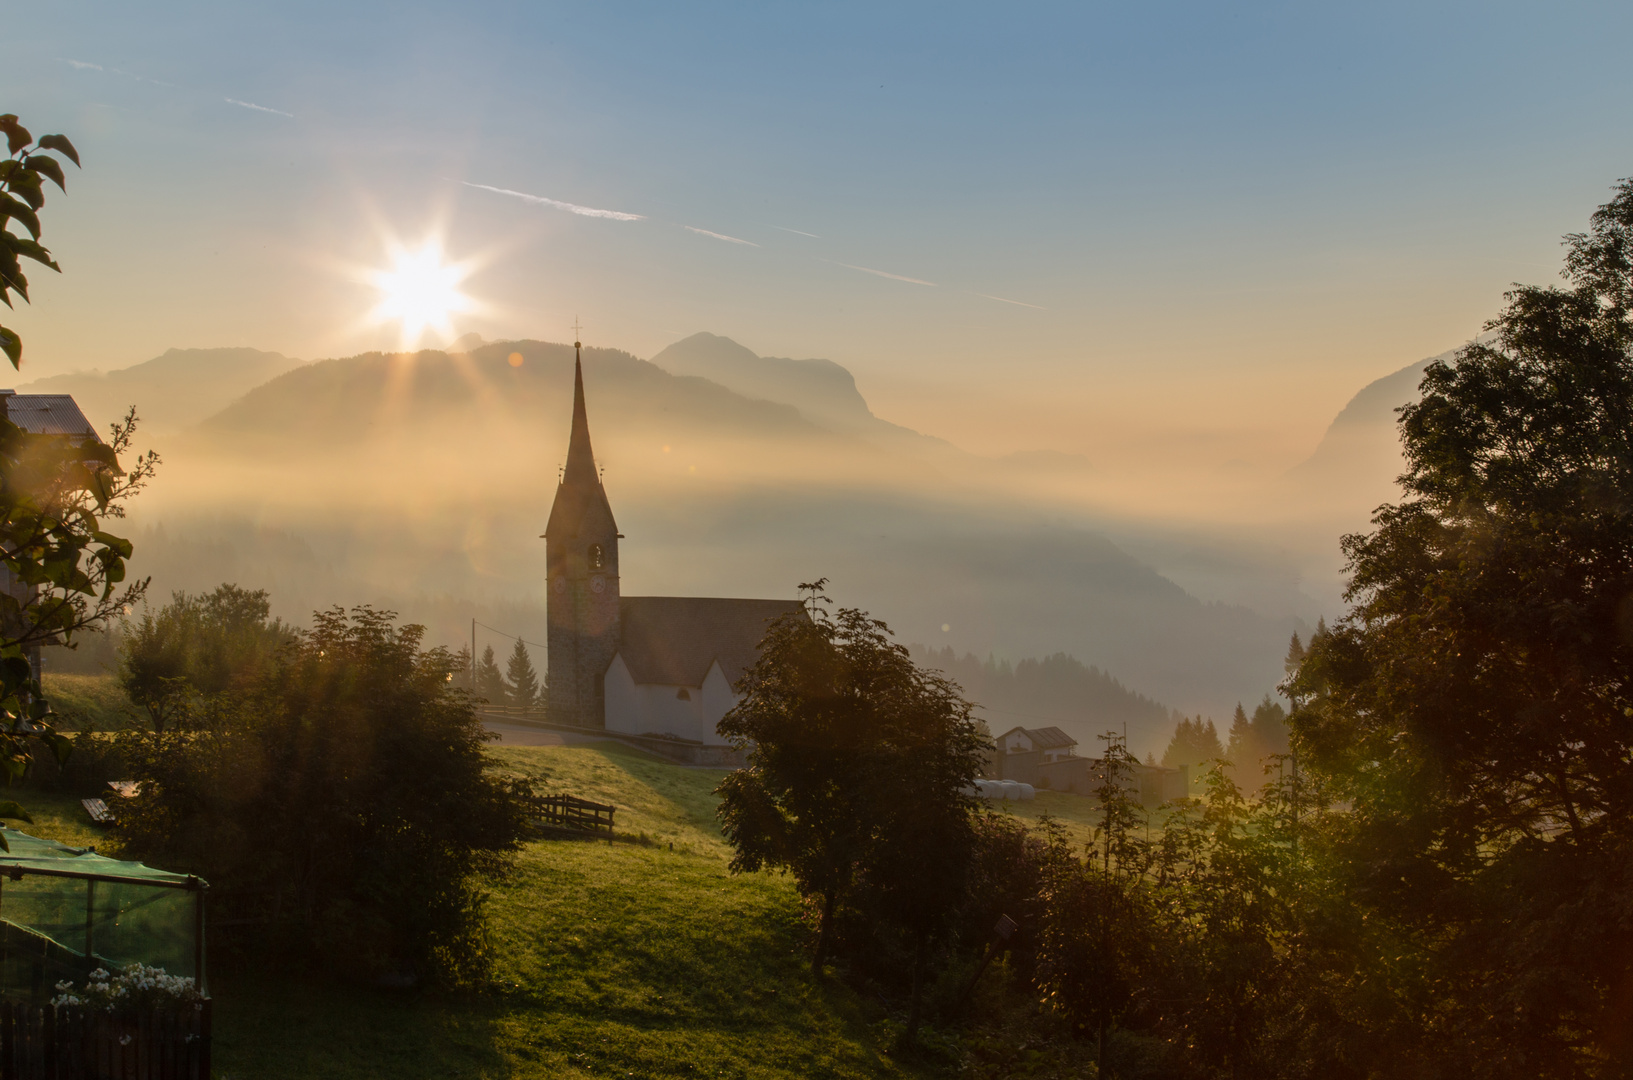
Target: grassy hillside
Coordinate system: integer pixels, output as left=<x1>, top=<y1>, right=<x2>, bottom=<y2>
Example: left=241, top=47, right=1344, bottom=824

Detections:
left=42, top=672, right=133, bottom=731
left=21, top=739, right=1051, bottom=1079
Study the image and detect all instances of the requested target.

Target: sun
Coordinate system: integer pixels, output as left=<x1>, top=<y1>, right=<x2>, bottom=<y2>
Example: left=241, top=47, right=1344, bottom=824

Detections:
left=367, top=241, right=474, bottom=347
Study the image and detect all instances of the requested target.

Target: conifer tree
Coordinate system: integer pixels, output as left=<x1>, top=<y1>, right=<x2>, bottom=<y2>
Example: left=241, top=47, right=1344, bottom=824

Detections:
left=1161, top=715, right=1223, bottom=795
left=1225, top=703, right=1252, bottom=763
left=505, top=638, right=542, bottom=709
left=475, top=645, right=506, bottom=705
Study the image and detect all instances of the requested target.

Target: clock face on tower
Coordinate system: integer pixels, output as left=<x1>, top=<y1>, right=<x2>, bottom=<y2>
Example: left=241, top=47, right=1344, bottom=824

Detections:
left=590, top=576, right=606, bottom=595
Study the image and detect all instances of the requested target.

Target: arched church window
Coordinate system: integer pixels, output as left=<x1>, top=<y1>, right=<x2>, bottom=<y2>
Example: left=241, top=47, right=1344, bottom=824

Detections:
left=588, top=543, right=605, bottom=570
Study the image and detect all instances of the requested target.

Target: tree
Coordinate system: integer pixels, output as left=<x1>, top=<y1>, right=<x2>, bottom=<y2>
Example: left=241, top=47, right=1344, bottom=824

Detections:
left=0, top=406, right=154, bottom=771
left=1161, top=715, right=1222, bottom=795
left=0, top=115, right=155, bottom=784
left=114, top=605, right=530, bottom=985
left=0, top=114, right=79, bottom=368
left=118, top=584, right=292, bottom=732
left=474, top=644, right=506, bottom=705
left=1289, top=176, right=1633, bottom=1072
left=1225, top=696, right=1290, bottom=795
left=715, top=582, right=988, bottom=1012
left=504, top=638, right=541, bottom=708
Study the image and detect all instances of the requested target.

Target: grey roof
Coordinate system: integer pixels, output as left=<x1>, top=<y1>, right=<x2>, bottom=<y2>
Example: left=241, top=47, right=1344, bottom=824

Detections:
left=0, top=393, right=98, bottom=438
left=1026, top=726, right=1078, bottom=751
left=998, top=725, right=1078, bottom=751
left=616, top=596, right=806, bottom=687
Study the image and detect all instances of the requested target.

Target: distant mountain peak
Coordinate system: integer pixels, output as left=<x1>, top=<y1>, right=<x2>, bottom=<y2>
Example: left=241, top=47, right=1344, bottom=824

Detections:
left=651, top=332, right=876, bottom=430
left=17, top=346, right=304, bottom=434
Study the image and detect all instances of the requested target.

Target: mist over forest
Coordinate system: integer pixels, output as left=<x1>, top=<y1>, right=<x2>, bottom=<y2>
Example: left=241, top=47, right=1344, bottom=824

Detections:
left=31, top=332, right=1437, bottom=753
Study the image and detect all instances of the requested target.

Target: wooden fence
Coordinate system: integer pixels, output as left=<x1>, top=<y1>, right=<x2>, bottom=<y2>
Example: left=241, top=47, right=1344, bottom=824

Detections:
left=527, top=795, right=616, bottom=838
left=0, top=1000, right=210, bottom=1080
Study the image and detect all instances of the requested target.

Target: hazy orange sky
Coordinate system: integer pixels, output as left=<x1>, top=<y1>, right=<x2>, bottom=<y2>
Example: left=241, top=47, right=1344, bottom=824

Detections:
left=8, top=1, right=1632, bottom=471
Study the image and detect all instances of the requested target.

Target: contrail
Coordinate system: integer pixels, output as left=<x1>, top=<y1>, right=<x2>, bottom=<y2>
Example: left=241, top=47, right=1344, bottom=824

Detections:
left=974, top=292, right=1046, bottom=310
left=772, top=225, right=820, bottom=238
left=829, top=261, right=937, bottom=287
left=61, top=59, right=103, bottom=71
left=226, top=98, right=294, bottom=118
left=683, top=225, right=759, bottom=247
left=462, top=181, right=645, bottom=221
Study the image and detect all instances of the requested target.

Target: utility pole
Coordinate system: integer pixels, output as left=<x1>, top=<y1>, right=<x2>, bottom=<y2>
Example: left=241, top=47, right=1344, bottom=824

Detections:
left=471, top=618, right=477, bottom=693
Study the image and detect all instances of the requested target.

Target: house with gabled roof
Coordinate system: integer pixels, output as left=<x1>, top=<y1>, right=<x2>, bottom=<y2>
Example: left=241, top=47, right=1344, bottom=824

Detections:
left=0, top=391, right=104, bottom=682
left=995, top=724, right=1078, bottom=762
left=541, top=340, right=803, bottom=746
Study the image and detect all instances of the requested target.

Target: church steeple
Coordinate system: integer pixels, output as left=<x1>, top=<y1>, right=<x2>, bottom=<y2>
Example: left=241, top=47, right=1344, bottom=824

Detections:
left=544, top=339, right=618, bottom=543
left=544, top=331, right=621, bottom=728
left=562, top=352, right=599, bottom=488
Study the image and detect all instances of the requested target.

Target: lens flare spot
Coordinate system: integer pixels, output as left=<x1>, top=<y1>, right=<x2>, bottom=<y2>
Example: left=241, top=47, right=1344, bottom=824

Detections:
left=941, top=623, right=951, bottom=632
left=508, top=352, right=524, bottom=368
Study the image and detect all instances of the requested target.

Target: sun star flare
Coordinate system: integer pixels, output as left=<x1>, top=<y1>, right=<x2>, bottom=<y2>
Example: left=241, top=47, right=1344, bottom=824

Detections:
left=367, top=241, right=475, bottom=348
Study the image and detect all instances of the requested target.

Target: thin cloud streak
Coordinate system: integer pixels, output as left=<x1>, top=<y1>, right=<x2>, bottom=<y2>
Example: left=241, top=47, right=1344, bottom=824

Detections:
left=974, top=292, right=1046, bottom=310
left=829, top=260, right=937, bottom=287
left=462, top=182, right=645, bottom=221
left=683, top=225, right=759, bottom=246
left=772, top=225, right=820, bottom=238
left=226, top=98, right=294, bottom=118
left=61, top=59, right=104, bottom=71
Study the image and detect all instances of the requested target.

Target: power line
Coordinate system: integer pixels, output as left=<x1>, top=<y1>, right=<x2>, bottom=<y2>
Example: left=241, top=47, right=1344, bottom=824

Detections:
left=472, top=619, right=548, bottom=652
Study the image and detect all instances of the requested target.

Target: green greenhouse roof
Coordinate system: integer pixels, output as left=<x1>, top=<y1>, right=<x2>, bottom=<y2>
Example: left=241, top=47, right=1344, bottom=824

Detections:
left=0, top=829, right=204, bottom=889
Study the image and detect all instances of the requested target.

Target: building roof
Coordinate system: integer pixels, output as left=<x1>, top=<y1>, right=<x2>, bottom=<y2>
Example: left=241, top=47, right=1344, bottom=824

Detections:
left=615, top=596, right=806, bottom=687
left=1027, top=726, right=1078, bottom=751
left=544, top=355, right=618, bottom=541
left=996, top=725, right=1078, bottom=752
left=0, top=392, right=98, bottom=438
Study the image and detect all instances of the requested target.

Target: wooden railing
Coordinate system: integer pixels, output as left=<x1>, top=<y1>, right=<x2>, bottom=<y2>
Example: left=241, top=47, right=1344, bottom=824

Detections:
left=527, top=795, right=615, bottom=838
left=0, top=1000, right=210, bottom=1080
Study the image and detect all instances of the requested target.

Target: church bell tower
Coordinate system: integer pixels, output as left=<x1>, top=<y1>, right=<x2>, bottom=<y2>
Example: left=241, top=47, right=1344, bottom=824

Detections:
left=543, top=334, right=620, bottom=727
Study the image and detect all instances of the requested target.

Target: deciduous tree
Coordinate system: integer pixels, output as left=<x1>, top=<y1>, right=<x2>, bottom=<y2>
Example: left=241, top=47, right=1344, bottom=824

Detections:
left=1290, top=175, right=1633, bottom=1072
left=716, top=582, right=988, bottom=1009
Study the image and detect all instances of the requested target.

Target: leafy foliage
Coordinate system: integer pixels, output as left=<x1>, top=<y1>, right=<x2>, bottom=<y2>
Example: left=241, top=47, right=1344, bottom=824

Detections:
left=1286, top=175, right=1633, bottom=1073
left=0, top=407, right=154, bottom=780
left=715, top=583, right=989, bottom=1030
left=112, top=605, right=531, bottom=985
left=117, top=583, right=293, bottom=732
left=0, top=115, right=80, bottom=368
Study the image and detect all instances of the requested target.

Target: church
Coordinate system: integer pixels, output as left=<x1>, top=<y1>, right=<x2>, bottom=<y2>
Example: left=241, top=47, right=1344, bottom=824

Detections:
left=543, top=342, right=804, bottom=745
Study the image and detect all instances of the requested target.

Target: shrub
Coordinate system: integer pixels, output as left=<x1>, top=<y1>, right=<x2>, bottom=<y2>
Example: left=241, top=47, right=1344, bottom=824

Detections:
left=111, top=606, right=531, bottom=986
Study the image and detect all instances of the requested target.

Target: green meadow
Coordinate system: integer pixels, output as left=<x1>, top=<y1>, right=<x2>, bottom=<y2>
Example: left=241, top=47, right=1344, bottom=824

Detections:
left=15, top=737, right=1081, bottom=1079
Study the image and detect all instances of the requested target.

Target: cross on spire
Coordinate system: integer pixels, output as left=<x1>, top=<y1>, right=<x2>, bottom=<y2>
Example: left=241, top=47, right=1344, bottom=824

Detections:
left=572, top=316, right=583, bottom=358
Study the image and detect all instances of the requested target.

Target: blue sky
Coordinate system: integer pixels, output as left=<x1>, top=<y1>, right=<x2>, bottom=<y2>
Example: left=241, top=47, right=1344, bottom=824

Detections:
left=7, top=0, right=1633, bottom=463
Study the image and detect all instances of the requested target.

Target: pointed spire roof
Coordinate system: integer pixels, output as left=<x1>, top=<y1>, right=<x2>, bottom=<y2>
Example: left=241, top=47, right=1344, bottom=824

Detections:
left=545, top=344, right=618, bottom=541
left=562, top=355, right=599, bottom=488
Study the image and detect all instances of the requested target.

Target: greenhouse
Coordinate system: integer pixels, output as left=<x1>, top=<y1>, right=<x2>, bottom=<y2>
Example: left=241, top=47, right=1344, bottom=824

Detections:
left=0, top=829, right=205, bottom=1003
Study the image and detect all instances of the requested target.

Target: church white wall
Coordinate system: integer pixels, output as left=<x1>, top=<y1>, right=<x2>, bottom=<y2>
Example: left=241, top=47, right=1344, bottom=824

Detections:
left=700, top=661, right=738, bottom=742
left=602, top=654, right=745, bottom=743
left=604, top=653, right=710, bottom=741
